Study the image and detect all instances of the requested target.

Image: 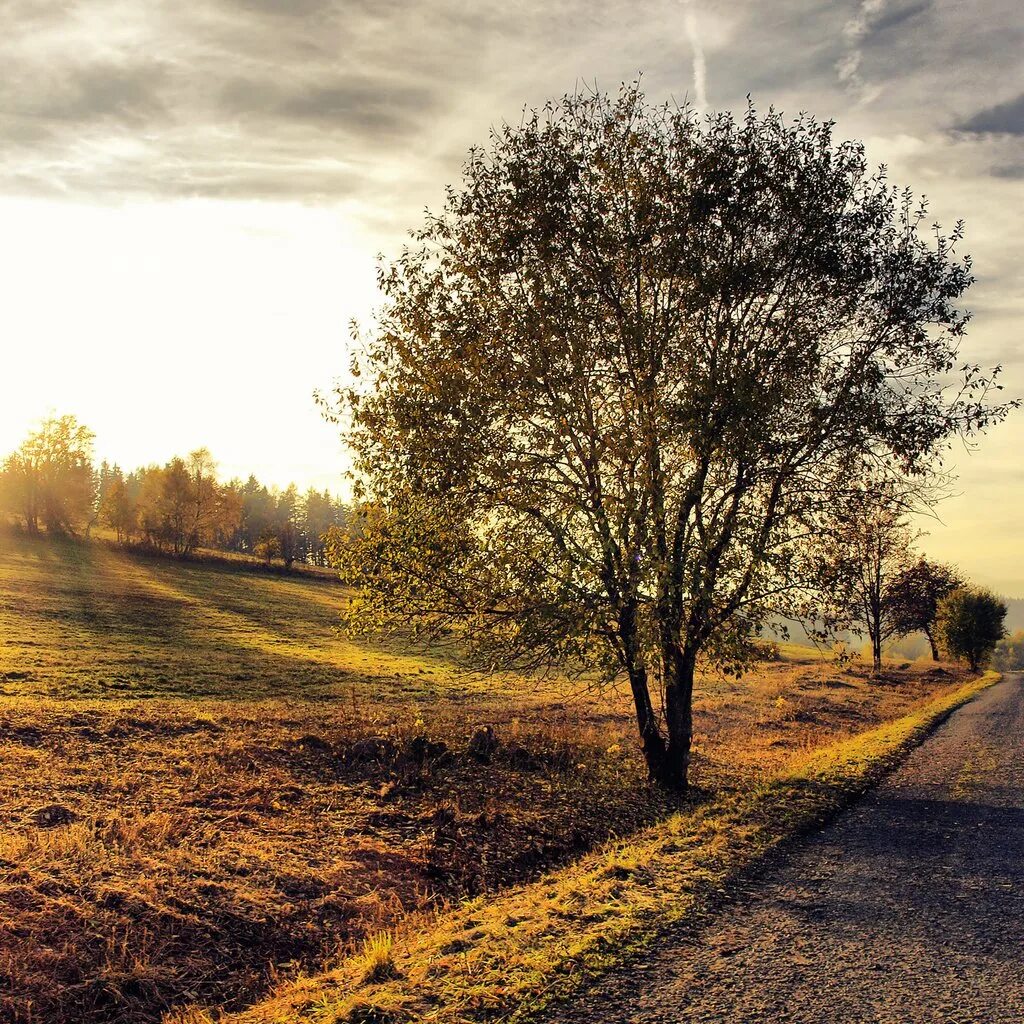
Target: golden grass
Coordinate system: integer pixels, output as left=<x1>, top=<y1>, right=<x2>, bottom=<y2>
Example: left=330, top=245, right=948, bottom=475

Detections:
left=0, top=529, right=981, bottom=1023
left=353, top=932, right=397, bottom=985
left=220, top=673, right=998, bottom=1024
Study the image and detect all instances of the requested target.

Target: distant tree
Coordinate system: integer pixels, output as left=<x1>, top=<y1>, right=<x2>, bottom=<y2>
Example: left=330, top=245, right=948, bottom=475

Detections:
left=161, top=457, right=194, bottom=554
left=122, top=451, right=240, bottom=556
left=239, top=476, right=276, bottom=555
left=99, top=467, right=136, bottom=542
left=887, top=557, right=965, bottom=660
left=133, top=465, right=164, bottom=547
left=0, top=451, right=37, bottom=531
left=332, top=86, right=1012, bottom=790
left=826, top=494, right=917, bottom=672
left=303, top=487, right=349, bottom=566
left=94, top=460, right=114, bottom=532
left=211, top=480, right=244, bottom=550
left=186, top=448, right=220, bottom=552
left=938, top=588, right=1007, bottom=671
left=0, top=414, right=95, bottom=535
left=254, top=532, right=281, bottom=564
left=994, top=629, right=1024, bottom=672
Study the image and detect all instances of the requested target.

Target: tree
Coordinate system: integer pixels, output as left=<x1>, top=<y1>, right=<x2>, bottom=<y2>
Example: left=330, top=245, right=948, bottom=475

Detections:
left=994, top=629, right=1024, bottom=672
left=332, top=87, right=1012, bottom=790
left=254, top=532, right=281, bottom=564
left=99, top=466, right=136, bottom=542
left=186, top=448, right=220, bottom=552
left=0, top=414, right=95, bottom=535
left=938, top=587, right=1007, bottom=671
left=304, top=488, right=350, bottom=565
left=160, top=457, right=194, bottom=554
left=826, top=495, right=916, bottom=673
left=238, top=476, right=276, bottom=555
left=887, top=557, right=964, bottom=660
left=210, top=480, right=244, bottom=550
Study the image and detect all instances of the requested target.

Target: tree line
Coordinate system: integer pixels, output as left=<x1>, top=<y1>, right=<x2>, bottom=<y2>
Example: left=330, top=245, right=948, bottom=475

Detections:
left=817, top=494, right=1006, bottom=672
left=0, top=414, right=351, bottom=568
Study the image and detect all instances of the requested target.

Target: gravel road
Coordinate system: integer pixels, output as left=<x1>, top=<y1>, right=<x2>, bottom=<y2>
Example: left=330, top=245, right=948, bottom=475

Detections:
left=548, top=674, right=1024, bottom=1024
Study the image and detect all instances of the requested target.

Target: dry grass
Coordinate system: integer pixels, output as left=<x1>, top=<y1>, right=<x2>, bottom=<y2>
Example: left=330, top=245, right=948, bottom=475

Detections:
left=221, top=674, right=999, bottom=1024
left=0, top=529, right=976, bottom=1023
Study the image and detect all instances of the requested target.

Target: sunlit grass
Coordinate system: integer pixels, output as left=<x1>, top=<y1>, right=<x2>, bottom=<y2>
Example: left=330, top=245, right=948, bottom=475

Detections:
left=0, top=529, right=978, bottom=1024
left=0, top=530, right=493, bottom=701
left=220, top=674, right=999, bottom=1024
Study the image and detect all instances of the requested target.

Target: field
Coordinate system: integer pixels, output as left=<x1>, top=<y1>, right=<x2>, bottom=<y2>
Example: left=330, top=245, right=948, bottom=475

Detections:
left=0, top=530, right=972, bottom=1024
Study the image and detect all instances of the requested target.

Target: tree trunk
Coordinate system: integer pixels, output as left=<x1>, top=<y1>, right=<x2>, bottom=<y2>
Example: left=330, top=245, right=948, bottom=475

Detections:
left=872, top=632, right=882, bottom=674
left=925, top=628, right=940, bottom=661
left=660, top=645, right=696, bottom=792
left=625, top=662, right=671, bottom=785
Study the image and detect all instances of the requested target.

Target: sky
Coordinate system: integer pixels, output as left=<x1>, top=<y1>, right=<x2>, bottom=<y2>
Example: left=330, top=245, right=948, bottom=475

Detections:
left=0, top=0, right=1021, bottom=589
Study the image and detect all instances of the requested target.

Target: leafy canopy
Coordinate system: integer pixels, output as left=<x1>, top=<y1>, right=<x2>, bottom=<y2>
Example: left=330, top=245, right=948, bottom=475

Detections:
left=332, top=86, right=1012, bottom=786
left=938, top=588, right=1007, bottom=671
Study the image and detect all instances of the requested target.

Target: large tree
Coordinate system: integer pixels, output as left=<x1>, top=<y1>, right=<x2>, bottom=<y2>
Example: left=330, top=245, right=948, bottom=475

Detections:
left=335, top=87, right=1011, bottom=790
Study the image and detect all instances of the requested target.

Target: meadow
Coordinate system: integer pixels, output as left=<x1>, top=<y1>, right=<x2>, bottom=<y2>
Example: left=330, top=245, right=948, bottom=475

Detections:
left=0, top=529, right=971, bottom=1023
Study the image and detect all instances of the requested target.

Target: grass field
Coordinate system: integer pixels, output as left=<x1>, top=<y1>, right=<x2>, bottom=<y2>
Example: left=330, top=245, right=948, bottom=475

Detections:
left=0, top=529, right=973, bottom=1024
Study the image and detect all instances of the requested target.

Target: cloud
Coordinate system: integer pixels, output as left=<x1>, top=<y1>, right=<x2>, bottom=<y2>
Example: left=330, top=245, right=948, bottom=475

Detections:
left=2, top=61, right=171, bottom=125
left=836, top=0, right=888, bottom=103
left=680, top=1, right=708, bottom=113
left=957, top=92, right=1024, bottom=135
left=0, top=0, right=1020, bottom=215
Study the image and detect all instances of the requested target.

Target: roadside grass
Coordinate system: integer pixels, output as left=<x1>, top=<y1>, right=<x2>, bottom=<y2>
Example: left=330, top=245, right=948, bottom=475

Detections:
left=0, top=530, right=980, bottom=1023
left=211, top=672, right=999, bottom=1024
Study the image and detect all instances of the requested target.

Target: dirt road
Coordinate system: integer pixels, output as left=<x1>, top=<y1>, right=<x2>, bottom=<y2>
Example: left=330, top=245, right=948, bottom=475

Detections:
left=549, top=674, right=1024, bottom=1024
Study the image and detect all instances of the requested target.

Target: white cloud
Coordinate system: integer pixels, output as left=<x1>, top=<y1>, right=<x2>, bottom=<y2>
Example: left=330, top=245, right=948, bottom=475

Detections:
left=681, top=1, right=708, bottom=113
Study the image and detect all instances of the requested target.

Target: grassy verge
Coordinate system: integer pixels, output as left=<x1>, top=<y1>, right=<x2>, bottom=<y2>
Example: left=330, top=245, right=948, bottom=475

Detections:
left=208, top=671, right=999, bottom=1024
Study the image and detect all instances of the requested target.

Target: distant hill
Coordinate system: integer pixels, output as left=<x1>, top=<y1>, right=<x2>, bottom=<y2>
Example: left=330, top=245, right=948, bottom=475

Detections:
left=1004, top=597, right=1024, bottom=634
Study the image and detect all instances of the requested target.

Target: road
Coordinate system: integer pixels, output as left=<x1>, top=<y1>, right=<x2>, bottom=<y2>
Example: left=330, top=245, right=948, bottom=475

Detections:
left=549, top=674, right=1024, bottom=1024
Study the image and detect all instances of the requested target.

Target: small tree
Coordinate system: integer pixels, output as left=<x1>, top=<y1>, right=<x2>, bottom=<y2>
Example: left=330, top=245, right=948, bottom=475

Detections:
left=826, top=495, right=916, bottom=673
left=276, top=484, right=301, bottom=569
left=239, top=476, right=276, bottom=554
left=99, top=467, right=136, bottom=542
left=161, top=457, right=194, bottom=554
left=211, top=481, right=244, bottom=550
left=186, top=448, right=220, bottom=552
left=888, top=557, right=964, bottom=660
left=335, top=87, right=1012, bottom=790
left=994, top=629, right=1024, bottom=672
left=254, top=532, right=281, bottom=564
left=938, top=588, right=1007, bottom=671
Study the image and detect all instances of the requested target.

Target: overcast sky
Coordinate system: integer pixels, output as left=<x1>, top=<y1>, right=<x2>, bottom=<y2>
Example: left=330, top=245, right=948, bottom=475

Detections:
left=0, top=0, right=1021, bottom=588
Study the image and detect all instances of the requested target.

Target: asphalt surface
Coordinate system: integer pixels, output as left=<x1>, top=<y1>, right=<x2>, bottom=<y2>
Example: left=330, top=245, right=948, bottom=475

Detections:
left=548, top=674, right=1024, bottom=1024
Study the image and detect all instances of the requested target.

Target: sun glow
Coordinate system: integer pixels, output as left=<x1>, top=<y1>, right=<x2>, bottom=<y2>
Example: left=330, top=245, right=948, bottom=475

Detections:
left=0, top=195, right=379, bottom=491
